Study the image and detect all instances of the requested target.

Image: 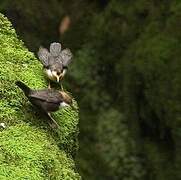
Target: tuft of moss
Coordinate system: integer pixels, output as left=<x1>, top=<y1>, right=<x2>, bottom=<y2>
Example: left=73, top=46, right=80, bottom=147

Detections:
left=0, top=13, right=80, bottom=179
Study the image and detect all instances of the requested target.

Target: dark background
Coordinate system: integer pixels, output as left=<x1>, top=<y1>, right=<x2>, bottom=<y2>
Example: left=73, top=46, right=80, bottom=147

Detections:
left=1, top=0, right=181, bottom=179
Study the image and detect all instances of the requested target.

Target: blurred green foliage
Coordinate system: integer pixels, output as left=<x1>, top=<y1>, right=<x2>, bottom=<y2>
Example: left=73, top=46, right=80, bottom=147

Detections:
left=1, top=0, right=181, bottom=179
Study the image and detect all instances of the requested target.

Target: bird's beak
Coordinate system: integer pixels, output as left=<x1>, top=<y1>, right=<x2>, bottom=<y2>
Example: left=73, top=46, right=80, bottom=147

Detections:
left=60, top=74, right=63, bottom=80
left=56, top=76, right=60, bottom=82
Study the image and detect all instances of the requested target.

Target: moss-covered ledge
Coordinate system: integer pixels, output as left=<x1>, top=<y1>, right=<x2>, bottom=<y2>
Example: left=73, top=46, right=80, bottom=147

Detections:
left=0, top=14, right=81, bottom=179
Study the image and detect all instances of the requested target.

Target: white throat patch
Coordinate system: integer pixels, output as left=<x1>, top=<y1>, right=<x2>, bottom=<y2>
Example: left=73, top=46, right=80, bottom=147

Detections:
left=60, top=102, right=69, bottom=107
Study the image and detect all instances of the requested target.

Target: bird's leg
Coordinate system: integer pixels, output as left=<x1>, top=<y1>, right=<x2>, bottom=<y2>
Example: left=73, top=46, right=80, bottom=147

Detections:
left=59, top=75, right=64, bottom=90
left=60, top=82, right=64, bottom=91
left=47, top=113, right=59, bottom=129
left=48, top=81, right=51, bottom=89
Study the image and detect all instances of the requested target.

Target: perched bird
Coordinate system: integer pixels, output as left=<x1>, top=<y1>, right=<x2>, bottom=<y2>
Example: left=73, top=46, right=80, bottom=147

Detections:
left=37, top=42, right=73, bottom=89
left=15, top=81, right=73, bottom=128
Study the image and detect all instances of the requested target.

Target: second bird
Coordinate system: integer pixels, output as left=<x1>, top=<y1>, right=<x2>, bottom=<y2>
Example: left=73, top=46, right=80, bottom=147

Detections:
left=38, top=42, right=73, bottom=89
left=15, top=81, right=73, bottom=128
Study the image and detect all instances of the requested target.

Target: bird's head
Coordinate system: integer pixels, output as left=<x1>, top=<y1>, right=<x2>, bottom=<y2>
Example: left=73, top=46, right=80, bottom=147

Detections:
left=52, top=68, right=67, bottom=82
left=52, top=70, right=62, bottom=82
left=50, top=63, right=67, bottom=82
left=59, top=91, right=73, bottom=108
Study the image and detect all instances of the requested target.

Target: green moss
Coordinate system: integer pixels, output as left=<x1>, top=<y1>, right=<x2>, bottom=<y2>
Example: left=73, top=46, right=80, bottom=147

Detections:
left=0, top=125, right=80, bottom=180
left=0, top=14, right=80, bottom=179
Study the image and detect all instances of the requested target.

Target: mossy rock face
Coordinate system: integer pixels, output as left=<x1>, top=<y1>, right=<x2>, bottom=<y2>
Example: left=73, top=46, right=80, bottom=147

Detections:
left=0, top=14, right=80, bottom=179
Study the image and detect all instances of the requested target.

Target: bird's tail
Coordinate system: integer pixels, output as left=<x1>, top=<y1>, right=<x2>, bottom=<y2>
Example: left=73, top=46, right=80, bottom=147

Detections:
left=15, top=81, right=31, bottom=96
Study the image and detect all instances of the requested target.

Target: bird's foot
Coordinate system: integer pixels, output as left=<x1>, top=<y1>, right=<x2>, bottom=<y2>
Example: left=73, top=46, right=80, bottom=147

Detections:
left=48, top=82, right=51, bottom=89
left=49, top=122, right=58, bottom=129
left=47, top=113, right=59, bottom=129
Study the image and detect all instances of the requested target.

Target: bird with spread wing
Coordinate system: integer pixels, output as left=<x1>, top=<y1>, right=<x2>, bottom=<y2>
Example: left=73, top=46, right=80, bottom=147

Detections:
left=15, top=81, right=73, bottom=128
left=38, top=42, right=73, bottom=89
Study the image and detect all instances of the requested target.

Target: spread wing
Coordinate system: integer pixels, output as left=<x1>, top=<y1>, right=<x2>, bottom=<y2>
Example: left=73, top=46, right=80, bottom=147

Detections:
left=50, top=42, right=62, bottom=57
left=38, top=47, right=50, bottom=67
left=60, top=48, right=73, bottom=67
left=29, top=90, right=63, bottom=104
left=38, top=42, right=72, bottom=68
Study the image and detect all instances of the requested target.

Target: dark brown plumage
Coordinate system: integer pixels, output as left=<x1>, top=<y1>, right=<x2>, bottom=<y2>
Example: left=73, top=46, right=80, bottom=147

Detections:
left=15, top=81, right=73, bottom=128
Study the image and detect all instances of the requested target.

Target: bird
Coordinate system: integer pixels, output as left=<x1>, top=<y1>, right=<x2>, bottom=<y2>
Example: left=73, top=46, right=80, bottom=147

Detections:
left=37, top=42, right=73, bottom=89
left=15, top=81, right=73, bottom=128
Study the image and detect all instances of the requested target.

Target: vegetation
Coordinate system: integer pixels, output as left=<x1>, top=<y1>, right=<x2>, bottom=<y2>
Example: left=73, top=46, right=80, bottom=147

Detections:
left=1, top=0, right=181, bottom=179
left=0, top=14, right=80, bottom=179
